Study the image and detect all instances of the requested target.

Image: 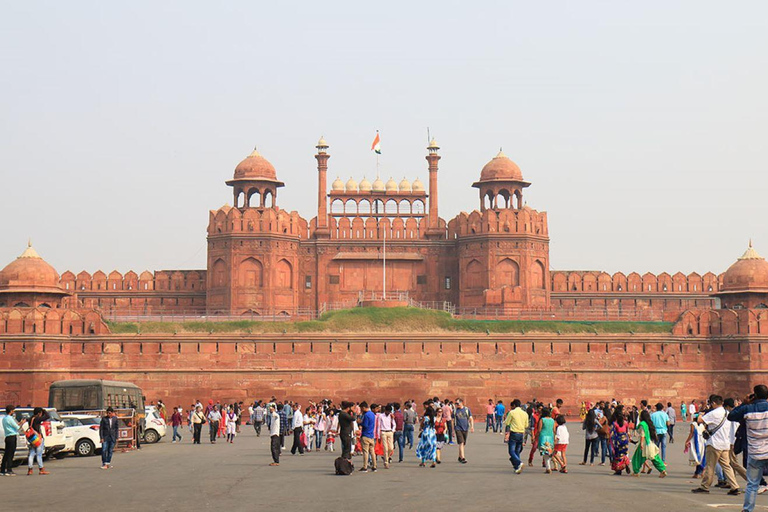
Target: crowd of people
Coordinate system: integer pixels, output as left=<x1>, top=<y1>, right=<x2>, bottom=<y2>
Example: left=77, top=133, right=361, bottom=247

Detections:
left=5, top=387, right=768, bottom=512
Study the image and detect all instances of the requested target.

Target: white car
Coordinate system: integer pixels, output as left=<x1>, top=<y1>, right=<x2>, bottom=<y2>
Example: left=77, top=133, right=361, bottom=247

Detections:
left=143, top=406, right=167, bottom=443
left=60, top=415, right=102, bottom=457
left=12, top=408, right=72, bottom=458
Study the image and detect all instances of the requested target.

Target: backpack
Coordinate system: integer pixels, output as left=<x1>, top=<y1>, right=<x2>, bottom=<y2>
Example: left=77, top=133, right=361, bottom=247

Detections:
left=335, top=457, right=354, bottom=475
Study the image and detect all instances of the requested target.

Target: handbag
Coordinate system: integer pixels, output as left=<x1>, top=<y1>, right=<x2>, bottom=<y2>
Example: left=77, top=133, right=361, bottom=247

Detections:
left=374, top=438, right=384, bottom=456
left=300, top=432, right=307, bottom=448
left=26, top=428, right=42, bottom=448
left=702, top=413, right=726, bottom=441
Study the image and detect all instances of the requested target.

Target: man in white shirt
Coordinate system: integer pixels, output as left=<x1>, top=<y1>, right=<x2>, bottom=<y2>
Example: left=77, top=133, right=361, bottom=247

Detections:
left=268, top=405, right=281, bottom=466
left=690, top=401, right=698, bottom=422
left=290, top=403, right=305, bottom=455
left=692, top=395, right=740, bottom=495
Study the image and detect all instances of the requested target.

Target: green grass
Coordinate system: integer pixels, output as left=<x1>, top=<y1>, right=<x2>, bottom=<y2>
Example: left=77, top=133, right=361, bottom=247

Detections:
left=106, top=307, right=673, bottom=334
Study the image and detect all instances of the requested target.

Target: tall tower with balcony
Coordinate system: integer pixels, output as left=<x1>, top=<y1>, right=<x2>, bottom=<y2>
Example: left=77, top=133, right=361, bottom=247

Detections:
left=451, top=150, right=550, bottom=310
left=206, top=147, right=305, bottom=315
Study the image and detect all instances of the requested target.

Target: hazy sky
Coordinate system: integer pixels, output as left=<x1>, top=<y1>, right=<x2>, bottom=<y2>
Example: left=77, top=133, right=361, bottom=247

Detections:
left=1, top=1, right=766, bottom=276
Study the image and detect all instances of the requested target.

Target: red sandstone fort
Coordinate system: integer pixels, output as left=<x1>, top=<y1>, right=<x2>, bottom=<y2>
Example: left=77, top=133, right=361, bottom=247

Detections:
left=1, top=139, right=766, bottom=412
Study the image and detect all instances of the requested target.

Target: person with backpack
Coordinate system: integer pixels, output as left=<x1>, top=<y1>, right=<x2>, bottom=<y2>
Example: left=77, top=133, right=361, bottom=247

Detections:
left=26, top=408, right=49, bottom=475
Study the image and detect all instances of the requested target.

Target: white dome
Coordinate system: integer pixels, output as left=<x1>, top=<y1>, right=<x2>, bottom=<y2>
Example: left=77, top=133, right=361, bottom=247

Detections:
left=399, top=177, right=411, bottom=192
left=385, top=177, right=398, bottom=192
left=412, top=178, right=425, bottom=191
left=359, top=177, right=372, bottom=192
left=345, top=177, right=358, bottom=193
left=372, top=177, right=385, bottom=192
left=331, top=176, right=344, bottom=191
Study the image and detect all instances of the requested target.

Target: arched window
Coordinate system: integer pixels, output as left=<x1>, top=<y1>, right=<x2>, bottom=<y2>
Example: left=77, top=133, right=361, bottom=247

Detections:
left=398, top=199, right=411, bottom=214
left=344, top=199, right=357, bottom=214
left=212, top=259, right=227, bottom=288
left=373, top=199, right=385, bottom=215
left=531, top=260, right=546, bottom=289
left=240, top=258, right=264, bottom=288
left=358, top=199, right=371, bottom=215
left=276, top=259, right=293, bottom=289
left=385, top=199, right=398, bottom=214
left=247, top=189, right=261, bottom=207
left=466, top=260, right=484, bottom=289
left=498, top=258, right=520, bottom=287
left=331, top=199, right=344, bottom=214
left=412, top=200, right=425, bottom=215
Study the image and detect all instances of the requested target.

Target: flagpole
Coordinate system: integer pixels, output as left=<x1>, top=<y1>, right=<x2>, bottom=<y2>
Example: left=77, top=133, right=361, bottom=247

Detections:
left=383, top=220, right=386, bottom=300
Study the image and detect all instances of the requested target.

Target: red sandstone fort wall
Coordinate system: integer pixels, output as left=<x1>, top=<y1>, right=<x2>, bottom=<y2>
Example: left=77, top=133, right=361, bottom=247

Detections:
left=2, top=332, right=765, bottom=415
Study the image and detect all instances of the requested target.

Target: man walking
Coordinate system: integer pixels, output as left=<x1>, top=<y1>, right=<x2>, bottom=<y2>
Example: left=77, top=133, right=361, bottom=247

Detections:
left=495, top=401, right=506, bottom=434
left=454, top=398, right=474, bottom=464
left=505, top=399, right=527, bottom=474
left=170, top=407, right=183, bottom=443
left=666, top=402, right=677, bottom=443
left=692, top=395, right=740, bottom=496
left=728, top=385, right=768, bottom=512
left=268, top=405, right=280, bottom=466
left=359, top=402, right=377, bottom=472
left=403, top=402, right=417, bottom=450
left=99, top=407, right=119, bottom=470
left=278, top=403, right=289, bottom=450
left=393, top=402, right=405, bottom=463
left=1, top=405, right=25, bottom=476
left=290, top=403, right=304, bottom=455
left=485, top=399, right=496, bottom=433
left=651, top=403, right=670, bottom=462
left=252, top=402, right=266, bottom=437
left=338, top=401, right=355, bottom=460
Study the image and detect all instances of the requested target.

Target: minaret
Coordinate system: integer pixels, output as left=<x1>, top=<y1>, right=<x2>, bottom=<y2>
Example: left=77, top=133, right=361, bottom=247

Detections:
left=315, top=136, right=330, bottom=238
left=426, top=138, right=441, bottom=236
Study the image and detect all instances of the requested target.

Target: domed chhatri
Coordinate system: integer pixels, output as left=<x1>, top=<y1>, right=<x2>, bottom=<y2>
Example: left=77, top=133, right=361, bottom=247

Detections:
left=359, top=177, right=372, bottom=192
left=716, top=241, right=768, bottom=309
left=233, top=148, right=278, bottom=182
left=0, top=242, right=69, bottom=308
left=478, top=150, right=524, bottom=183
left=385, top=177, right=398, bottom=192
left=412, top=177, right=425, bottom=192
left=345, top=177, right=358, bottom=193
left=398, top=177, right=411, bottom=193
left=472, top=149, right=531, bottom=211
left=331, top=176, right=345, bottom=191
left=372, top=177, right=386, bottom=192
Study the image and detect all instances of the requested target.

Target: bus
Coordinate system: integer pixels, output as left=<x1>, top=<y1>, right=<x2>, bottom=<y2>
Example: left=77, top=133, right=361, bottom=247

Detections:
left=48, top=379, right=145, bottom=413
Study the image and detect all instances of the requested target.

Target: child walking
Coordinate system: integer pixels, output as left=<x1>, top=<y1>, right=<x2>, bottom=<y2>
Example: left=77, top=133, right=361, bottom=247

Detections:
left=553, top=415, right=569, bottom=473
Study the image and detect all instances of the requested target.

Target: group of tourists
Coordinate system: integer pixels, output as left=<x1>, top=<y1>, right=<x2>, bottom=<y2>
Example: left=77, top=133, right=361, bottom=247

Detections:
left=6, top=385, right=768, bottom=512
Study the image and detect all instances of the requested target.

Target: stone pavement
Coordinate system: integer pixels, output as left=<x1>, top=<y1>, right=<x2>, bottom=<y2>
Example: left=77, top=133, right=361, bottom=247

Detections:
left=0, top=422, right=764, bottom=511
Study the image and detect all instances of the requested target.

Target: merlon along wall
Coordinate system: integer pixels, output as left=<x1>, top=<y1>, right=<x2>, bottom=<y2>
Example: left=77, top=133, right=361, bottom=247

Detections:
left=2, top=331, right=767, bottom=416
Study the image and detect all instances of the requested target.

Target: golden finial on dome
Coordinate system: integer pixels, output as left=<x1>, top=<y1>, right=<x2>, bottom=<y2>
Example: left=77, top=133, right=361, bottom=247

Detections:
left=496, top=148, right=507, bottom=158
left=739, top=240, right=763, bottom=260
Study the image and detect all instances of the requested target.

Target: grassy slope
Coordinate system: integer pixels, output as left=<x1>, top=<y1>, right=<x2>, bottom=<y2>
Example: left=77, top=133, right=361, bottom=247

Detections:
left=107, top=307, right=673, bottom=335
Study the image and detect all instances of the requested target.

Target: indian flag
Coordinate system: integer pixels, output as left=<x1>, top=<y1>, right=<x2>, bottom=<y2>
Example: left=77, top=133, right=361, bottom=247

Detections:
left=371, top=131, right=381, bottom=154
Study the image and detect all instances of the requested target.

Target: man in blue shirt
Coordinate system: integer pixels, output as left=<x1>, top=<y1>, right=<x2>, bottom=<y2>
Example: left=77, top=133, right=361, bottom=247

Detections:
left=1, top=405, right=25, bottom=476
left=650, top=402, right=670, bottom=462
left=359, top=402, right=377, bottom=472
left=494, top=401, right=505, bottom=434
left=728, top=384, right=768, bottom=512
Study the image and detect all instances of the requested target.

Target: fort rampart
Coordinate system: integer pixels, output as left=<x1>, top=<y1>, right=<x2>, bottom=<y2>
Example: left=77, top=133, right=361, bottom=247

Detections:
left=2, top=329, right=766, bottom=415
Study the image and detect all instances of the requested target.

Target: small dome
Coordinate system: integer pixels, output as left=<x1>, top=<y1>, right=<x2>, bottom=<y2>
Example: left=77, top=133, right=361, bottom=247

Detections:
left=345, top=177, right=358, bottom=193
left=233, top=148, right=277, bottom=181
left=372, top=177, right=385, bottom=192
left=479, top=150, right=523, bottom=182
left=359, top=177, right=372, bottom=192
left=317, top=136, right=328, bottom=147
left=412, top=178, right=425, bottom=191
left=385, top=177, right=398, bottom=192
left=331, top=176, right=344, bottom=191
left=721, top=242, right=768, bottom=292
left=428, top=138, right=439, bottom=150
left=0, top=242, right=67, bottom=296
left=399, top=177, right=411, bottom=192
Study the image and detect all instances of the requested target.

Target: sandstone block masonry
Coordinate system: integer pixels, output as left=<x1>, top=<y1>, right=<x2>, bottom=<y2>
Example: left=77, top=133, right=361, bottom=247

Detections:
left=2, top=331, right=766, bottom=415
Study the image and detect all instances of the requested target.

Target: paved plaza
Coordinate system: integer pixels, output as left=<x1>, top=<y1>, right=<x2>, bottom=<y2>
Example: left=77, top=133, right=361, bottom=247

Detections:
left=1, top=422, right=764, bottom=511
